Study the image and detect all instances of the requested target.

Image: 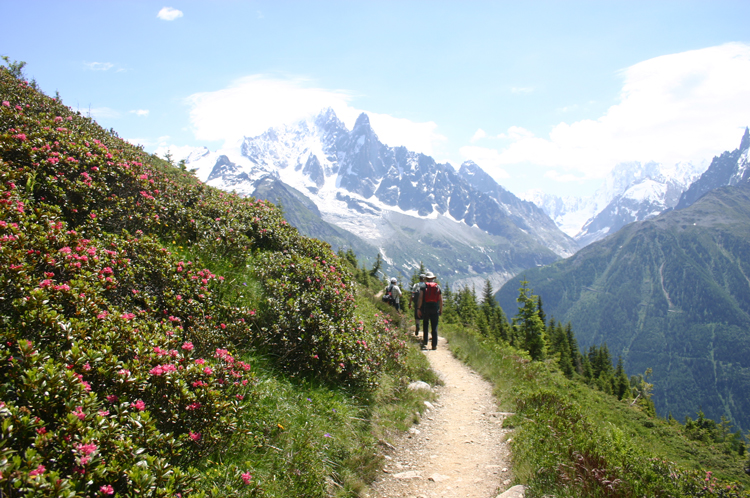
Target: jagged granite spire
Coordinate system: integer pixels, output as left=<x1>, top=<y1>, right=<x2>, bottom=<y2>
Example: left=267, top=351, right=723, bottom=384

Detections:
left=676, top=128, right=750, bottom=210
left=740, top=126, right=750, bottom=152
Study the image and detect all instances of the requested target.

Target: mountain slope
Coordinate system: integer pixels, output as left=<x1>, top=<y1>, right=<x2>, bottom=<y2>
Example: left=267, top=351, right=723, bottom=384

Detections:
left=250, top=176, right=379, bottom=264
left=497, top=181, right=750, bottom=433
left=188, top=109, right=576, bottom=286
left=524, top=158, right=706, bottom=245
left=676, top=127, right=750, bottom=210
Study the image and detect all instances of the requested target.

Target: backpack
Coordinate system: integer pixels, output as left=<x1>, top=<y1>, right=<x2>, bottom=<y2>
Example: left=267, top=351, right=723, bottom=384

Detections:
left=423, top=282, right=440, bottom=303
left=382, top=284, right=393, bottom=303
left=412, top=285, right=421, bottom=303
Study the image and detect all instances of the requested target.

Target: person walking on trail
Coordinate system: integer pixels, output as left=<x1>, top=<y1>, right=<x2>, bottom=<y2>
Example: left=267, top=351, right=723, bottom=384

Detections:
left=409, top=274, right=425, bottom=336
left=385, top=277, right=402, bottom=312
left=416, top=272, right=442, bottom=350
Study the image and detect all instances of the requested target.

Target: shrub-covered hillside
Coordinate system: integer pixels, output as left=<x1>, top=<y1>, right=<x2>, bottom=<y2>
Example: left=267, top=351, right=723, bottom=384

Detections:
left=0, top=66, right=418, bottom=496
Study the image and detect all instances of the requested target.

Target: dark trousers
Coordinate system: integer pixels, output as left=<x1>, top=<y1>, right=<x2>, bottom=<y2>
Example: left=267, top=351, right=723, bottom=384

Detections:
left=422, top=309, right=439, bottom=348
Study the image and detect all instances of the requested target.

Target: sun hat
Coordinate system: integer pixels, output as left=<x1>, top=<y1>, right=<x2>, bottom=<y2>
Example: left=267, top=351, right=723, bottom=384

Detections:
left=424, top=272, right=435, bottom=279
left=390, top=277, right=397, bottom=283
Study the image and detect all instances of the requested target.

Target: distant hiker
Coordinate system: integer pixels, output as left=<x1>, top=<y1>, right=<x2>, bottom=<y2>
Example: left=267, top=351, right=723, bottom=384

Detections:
left=416, top=272, right=442, bottom=350
left=409, top=274, right=425, bottom=336
left=384, top=277, right=402, bottom=312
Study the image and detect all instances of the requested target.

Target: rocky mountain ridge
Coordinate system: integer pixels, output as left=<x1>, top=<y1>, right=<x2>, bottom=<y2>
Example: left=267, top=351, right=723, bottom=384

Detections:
left=187, top=108, right=577, bottom=289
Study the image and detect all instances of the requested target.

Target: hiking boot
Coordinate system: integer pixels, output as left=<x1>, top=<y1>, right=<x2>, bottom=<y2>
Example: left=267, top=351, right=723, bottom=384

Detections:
left=431, top=345, right=437, bottom=350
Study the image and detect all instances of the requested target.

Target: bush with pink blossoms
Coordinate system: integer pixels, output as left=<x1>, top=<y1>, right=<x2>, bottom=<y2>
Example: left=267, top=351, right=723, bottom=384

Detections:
left=0, top=64, right=413, bottom=496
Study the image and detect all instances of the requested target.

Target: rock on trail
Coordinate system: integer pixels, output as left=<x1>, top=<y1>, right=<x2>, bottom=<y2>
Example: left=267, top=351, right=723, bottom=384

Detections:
left=366, top=334, right=520, bottom=498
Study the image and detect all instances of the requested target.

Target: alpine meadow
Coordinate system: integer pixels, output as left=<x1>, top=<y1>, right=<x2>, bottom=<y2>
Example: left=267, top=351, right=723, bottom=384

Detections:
left=2, top=51, right=750, bottom=498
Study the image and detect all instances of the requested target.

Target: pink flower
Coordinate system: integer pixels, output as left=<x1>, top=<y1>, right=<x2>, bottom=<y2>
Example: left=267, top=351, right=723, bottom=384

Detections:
left=131, top=400, right=146, bottom=411
left=1, top=101, right=9, bottom=107
left=76, top=442, right=98, bottom=455
left=175, top=295, right=182, bottom=301
left=72, top=406, right=85, bottom=420
left=189, top=431, right=201, bottom=441
left=100, top=485, right=115, bottom=495
left=203, top=367, right=214, bottom=375
left=29, top=465, right=46, bottom=477
left=97, top=311, right=108, bottom=319
left=106, top=394, right=118, bottom=403
left=195, top=358, right=206, bottom=365
left=181, top=341, right=193, bottom=351
left=241, top=472, right=252, bottom=484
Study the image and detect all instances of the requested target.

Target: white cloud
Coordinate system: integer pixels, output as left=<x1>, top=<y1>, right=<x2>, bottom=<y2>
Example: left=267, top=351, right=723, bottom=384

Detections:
left=511, top=86, right=534, bottom=94
left=88, top=107, right=120, bottom=120
left=481, top=43, right=750, bottom=182
left=157, top=7, right=183, bottom=21
left=458, top=146, right=510, bottom=179
left=186, top=74, right=446, bottom=155
left=84, top=62, right=114, bottom=71
left=153, top=144, right=205, bottom=162
left=130, top=109, right=149, bottom=117
left=470, top=129, right=486, bottom=143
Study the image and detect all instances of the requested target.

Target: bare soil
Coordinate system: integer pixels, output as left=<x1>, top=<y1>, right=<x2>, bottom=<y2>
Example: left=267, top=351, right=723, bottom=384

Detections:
left=365, top=333, right=515, bottom=498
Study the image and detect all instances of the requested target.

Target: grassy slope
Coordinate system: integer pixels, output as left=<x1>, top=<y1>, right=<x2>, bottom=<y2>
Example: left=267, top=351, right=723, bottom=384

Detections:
left=0, top=66, right=437, bottom=497
left=441, top=323, right=750, bottom=497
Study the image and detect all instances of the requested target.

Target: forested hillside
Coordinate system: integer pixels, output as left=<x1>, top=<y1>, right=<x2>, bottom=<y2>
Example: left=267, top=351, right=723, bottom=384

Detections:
left=497, top=180, right=750, bottom=433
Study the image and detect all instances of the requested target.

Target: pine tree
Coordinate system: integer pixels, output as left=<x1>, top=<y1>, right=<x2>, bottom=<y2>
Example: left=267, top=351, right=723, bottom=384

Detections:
left=370, top=253, right=383, bottom=277
left=481, top=279, right=497, bottom=308
left=614, top=356, right=630, bottom=400
left=536, top=295, right=546, bottom=327
left=513, top=280, right=546, bottom=360
left=410, top=261, right=427, bottom=286
left=581, top=354, right=593, bottom=381
left=565, top=323, right=582, bottom=375
left=489, top=306, right=512, bottom=344
left=456, top=286, right=478, bottom=326
left=550, top=320, right=574, bottom=378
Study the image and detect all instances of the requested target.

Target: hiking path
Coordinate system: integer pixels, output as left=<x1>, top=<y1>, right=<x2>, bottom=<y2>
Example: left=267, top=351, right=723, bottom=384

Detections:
left=366, top=333, right=523, bottom=498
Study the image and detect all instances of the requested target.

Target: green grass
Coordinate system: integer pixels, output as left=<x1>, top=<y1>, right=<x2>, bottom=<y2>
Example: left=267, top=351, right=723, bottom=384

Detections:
left=440, top=324, right=750, bottom=497
left=189, top=274, right=439, bottom=497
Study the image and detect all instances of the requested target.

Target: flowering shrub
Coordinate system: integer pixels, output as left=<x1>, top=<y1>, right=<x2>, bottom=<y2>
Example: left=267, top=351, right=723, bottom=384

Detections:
left=254, top=250, right=408, bottom=387
left=0, top=65, right=410, bottom=495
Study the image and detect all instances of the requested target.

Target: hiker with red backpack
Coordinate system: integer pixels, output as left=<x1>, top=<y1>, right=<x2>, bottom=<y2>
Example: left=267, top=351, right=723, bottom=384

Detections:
left=416, top=272, right=443, bottom=350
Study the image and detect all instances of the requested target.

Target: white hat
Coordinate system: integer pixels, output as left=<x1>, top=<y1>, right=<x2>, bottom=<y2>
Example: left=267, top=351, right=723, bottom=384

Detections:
left=390, top=277, right=397, bottom=284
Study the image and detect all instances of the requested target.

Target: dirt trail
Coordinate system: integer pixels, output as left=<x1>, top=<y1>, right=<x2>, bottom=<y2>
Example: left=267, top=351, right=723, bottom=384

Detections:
left=366, top=334, right=515, bottom=498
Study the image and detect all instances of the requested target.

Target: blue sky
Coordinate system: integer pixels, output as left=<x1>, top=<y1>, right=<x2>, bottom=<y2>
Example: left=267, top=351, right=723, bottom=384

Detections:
left=2, top=1, right=750, bottom=197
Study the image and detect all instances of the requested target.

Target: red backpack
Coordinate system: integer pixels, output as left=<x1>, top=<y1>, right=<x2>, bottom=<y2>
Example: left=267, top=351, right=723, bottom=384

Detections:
left=423, top=282, right=440, bottom=303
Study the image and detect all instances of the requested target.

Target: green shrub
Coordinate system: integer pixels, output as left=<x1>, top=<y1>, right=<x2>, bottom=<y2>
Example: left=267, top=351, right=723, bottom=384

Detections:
left=0, top=65, right=413, bottom=496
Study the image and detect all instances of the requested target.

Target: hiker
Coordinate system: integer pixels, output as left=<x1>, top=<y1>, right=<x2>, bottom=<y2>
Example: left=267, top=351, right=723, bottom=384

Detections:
left=416, top=272, right=442, bottom=350
left=408, top=274, right=425, bottom=336
left=384, top=277, right=402, bottom=312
